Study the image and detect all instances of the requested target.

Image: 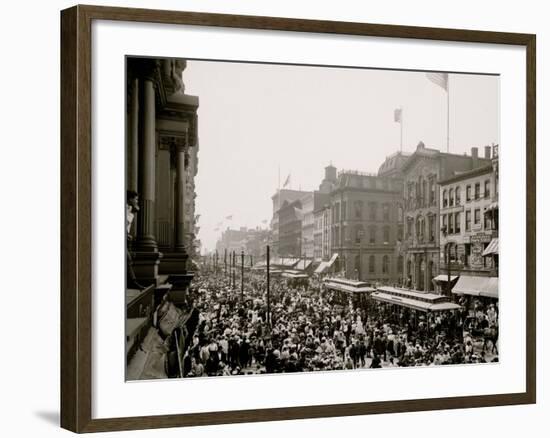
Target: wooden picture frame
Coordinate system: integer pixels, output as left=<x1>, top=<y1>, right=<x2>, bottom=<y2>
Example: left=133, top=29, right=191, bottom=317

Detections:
left=60, top=4, right=536, bottom=433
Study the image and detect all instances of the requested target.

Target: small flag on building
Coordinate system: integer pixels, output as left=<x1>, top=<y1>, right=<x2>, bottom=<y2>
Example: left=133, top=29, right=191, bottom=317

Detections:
left=426, top=72, right=449, bottom=91
left=394, top=108, right=402, bottom=123
left=283, top=173, right=291, bottom=188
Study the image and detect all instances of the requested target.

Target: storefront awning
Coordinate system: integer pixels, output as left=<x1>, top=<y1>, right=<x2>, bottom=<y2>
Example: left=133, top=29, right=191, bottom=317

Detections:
left=314, top=253, right=339, bottom=274
left=452, top=275, right=498, bottom=299
left=482, top=238, right=499, bottom=256
left=314, top=261, right=329, bottom=274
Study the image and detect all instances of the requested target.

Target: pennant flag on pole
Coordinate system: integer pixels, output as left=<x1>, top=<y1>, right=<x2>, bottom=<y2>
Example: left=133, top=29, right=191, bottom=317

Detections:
left=394, top=108, right=402, bottom=123
left=426, top=72, right=449, bottom=91
left=283, top=174, right=291, bottom=188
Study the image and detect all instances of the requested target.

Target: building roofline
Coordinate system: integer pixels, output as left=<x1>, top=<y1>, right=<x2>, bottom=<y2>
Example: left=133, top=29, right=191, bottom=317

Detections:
left=438, top=164, right=494, bottom=185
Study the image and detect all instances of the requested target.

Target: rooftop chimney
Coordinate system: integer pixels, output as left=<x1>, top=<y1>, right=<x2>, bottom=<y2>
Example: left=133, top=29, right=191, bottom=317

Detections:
left=471, top=147, right=479, bottom=168
left=484, top=145, right=491, bottom=159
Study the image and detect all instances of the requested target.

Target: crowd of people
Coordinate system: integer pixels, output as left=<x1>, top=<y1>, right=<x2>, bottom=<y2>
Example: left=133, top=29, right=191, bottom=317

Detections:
left=178, top=271, right=498, bottom=378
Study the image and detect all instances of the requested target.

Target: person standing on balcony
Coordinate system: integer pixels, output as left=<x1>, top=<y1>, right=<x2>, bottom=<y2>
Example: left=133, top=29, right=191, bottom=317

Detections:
left=126, top=190, right=144, bottom=290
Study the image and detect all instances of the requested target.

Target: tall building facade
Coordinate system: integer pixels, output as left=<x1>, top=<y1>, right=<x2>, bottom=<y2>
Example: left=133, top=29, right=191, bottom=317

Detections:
left=329, top=170, right=403, bottom=283
left=126, top=57, right=199, bottom=285
left=401, top=142, right=491, bottom=291
left=438, top=144, right=499, bottom=285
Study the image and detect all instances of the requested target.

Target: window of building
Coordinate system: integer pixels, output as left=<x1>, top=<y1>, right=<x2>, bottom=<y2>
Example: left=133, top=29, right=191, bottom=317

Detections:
left=369, top=255, right=375, bottom=273
left=369, top=202, right=377, bottom=220
left=455, top=212, right=461, bottom=233
left=484, top=180, right=491, bottom=198
left=484, top=210, right=491, bottom=230
left=455, top=187, right=461, bottom=205
left=429, top=178, right=435, bottom=205
left=449, top=212, right=454, bottom=234
left=466, top=185, right=472, bottom=201
left=369, top=225, right=376, bottom=244
left=382, top=255, right=389, bottom=274
left=383, top=225, right=390, bottom=243
left=383, top=203, right=390, bottom=221
left=449, top=189, right=454, bottom=206
left=341, top=201, right=347, bottom=220
left=355, top=225, right=364, bottom=244
left=442, top=215, right=447, bottom=234
left=466, top=210, right=471, bottom=231
left=474, top=209, right=481, bottom=225
left=429, top=215, right=435, bottom=242
left=334, top=202, right=340, bottom=222
left=442, top=189, right=448, bottom=207
left=475, top=183, right=480, bottom=200
left=354, top=200, right=363, bottom=219
left=406, top=219, right=412, bottom=238
left=398, top=255, right=404, bottom=274
left=398, top=224, right=404, bottom=241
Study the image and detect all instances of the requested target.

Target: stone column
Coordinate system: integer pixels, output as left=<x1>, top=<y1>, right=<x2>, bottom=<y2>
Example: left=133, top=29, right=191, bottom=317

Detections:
left=127, top=77, right=139, bottom=193
left=135, top=77, right=157, bottom=251
left=174, top=145, right=186, bottom=252
left=132, top=74, right=161, bottom=285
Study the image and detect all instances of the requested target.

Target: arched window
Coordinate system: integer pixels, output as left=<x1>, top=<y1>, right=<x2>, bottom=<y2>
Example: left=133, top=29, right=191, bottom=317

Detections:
left=455, top=187, right=461, bottom=205
left=442, top=189, right=448, bottom=207
left=382, top=203, right=390, bottom=221
left=369, top=255, right=375, bottom=273
left=382, top=255, right=390, bottom=274
left=354, top=200, right=363, bottom=219
left=383, top=225, right=390, bottom=243
left=449, top=188, right=454, bottom=206
left=369, top=225, right=376, bottom=244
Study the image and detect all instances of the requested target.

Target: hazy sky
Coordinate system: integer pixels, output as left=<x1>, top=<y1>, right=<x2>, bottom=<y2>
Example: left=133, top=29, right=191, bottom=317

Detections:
left=182, top=60, right=499, bottom=253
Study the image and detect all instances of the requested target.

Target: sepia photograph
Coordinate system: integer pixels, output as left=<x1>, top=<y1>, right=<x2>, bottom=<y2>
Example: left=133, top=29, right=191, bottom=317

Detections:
left=125, top=56, right=500, bottom=381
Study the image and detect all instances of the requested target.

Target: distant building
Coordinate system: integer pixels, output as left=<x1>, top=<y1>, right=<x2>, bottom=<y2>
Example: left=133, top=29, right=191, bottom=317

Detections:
left=278, top=199, right=304, bottom=257
left=329, top=169, right=403, bottom=283
left=378, top=151, right=411, bottom=178
left=301, top=191, right=330, bottom=260
left=401, top=142, right=491, bottom=291
left=313, top=204, right=331, bottom=262
left=270, top=189, right=310, bottom=257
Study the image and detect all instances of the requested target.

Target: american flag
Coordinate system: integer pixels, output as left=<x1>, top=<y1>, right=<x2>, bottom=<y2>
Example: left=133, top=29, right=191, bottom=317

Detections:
left=394, top=108, right=402, bottom=123
left=426, top=72, right=449, bottom=91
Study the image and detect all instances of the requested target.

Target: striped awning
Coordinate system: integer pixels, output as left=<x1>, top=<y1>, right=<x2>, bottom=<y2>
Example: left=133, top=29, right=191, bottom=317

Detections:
left=482, top=238, right=499, bottom=256
left=452, top=275, right=498, bottom=299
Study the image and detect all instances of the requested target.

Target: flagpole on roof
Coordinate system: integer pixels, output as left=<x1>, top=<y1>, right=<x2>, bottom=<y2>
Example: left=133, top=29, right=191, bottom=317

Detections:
left=447, top=78, right=450, bottom=153
left=400, top=106, right=403, bottom=152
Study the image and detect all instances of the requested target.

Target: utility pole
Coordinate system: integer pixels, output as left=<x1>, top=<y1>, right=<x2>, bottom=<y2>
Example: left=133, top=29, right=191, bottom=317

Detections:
left=266, top=245, right=271, bottom=329
left=232, top=251, right=236, bottom=289
left=241, top=250, right=244, bottom=301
